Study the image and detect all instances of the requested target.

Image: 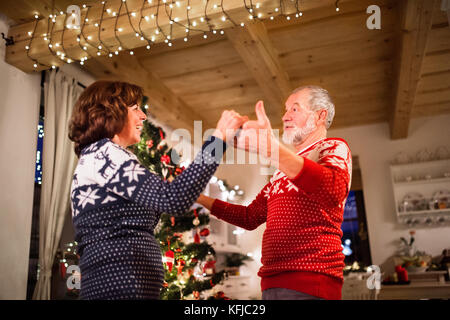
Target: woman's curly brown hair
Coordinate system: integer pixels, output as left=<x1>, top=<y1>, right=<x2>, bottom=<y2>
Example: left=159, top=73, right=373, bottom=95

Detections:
left=68, top=80, right=143, bottom=156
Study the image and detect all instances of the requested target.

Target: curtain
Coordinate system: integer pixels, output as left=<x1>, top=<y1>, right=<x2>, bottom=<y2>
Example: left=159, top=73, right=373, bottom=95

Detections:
left=33, top=70, right=83, bottom=300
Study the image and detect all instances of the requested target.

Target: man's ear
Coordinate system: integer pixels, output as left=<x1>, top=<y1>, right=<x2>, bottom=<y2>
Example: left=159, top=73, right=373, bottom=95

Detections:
left=317, top=109, right=328, bottom=126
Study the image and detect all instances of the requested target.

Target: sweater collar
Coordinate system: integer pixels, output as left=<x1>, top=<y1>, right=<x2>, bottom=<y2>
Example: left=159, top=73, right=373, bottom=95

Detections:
left=296, top=138, right=326, bottom=155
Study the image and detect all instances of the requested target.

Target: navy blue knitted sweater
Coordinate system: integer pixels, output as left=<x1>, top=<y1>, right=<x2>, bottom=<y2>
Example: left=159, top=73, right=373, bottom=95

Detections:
left=70, top=136, right=226, bottom=299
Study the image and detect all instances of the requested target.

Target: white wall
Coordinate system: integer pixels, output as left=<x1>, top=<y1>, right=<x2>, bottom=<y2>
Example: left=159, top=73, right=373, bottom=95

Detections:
left=0, top=13, right=95, bottom=299
left=214, top=159, right=268, bottom=300
left=0, top=13, right=41, bottom=299
left=329, top=115, right=450, bottom=270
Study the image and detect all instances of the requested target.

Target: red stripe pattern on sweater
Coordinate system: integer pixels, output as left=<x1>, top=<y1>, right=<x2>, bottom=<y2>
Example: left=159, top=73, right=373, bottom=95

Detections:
left=211, top=138, right=352, bottom=297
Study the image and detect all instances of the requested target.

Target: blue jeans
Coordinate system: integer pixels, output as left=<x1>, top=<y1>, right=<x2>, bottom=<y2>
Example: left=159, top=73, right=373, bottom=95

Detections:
left=262, top=288, right=323, bottom=300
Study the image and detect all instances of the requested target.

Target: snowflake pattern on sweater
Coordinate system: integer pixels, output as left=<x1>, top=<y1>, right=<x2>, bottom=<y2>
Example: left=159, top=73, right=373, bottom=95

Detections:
left=70, top=136, right=226, bottom=299
left=211, top=138, right=352, bottom=294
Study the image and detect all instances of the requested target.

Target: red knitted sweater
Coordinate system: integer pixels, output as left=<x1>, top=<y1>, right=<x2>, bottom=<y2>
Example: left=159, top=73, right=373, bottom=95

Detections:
left=211, top=138, right=352, bottom=300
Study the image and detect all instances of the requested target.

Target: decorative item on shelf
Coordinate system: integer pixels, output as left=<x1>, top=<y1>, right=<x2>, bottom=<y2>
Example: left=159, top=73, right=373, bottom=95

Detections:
left=224, top=253, right=253, bottom=276
left=416, top=148, right=433, bottom=162
left=429, top=189, right=449, bottom=210
left=397, top=230, right=431, bottom=273
left=399, top=192, right=426, bottom=212
left=401, top=255, right=430, bottom=273
left=392, top=151, right=412, bottom=165
left=399, top=230, right=417, bottom=257
left=435, top=146, right=449, bottom=160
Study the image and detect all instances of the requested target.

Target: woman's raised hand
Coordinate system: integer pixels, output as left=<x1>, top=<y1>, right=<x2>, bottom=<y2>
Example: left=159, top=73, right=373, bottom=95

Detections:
left=212, top=110, right=248, bottom=143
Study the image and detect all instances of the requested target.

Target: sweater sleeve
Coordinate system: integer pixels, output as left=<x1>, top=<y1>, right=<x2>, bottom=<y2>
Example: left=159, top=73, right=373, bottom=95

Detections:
left=210, top=185, right=269, bottom=230
left=95, top=136, right=227, bottom=215
left=290, top=139, right=352, bottom=209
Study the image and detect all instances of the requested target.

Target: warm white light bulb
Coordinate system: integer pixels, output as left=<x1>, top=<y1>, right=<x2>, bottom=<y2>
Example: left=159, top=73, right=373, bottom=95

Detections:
left=130, top=51, right=134, bottom=55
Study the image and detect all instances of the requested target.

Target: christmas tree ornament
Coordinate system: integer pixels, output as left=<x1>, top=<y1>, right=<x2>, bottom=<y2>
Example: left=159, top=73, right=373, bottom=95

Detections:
left=193, top=209, right=200, bottom=226
left=161, top=154, right=171, bottom=165
left=157, top=140, right=167, bottom=151
left=165, top=249, right=175, bottom=271
left=203, top=259, right=216, bottom=276
left=176, top=259, right=185, bottom=275
left=193, top=291, right=200, bottom=300
left=194, top=230, right=200, bottom=244
left=146, top=139, right=154, bottom=149
left=170, top=216, right=175, bottom=227
left=162, top=167, right=169, bottom=179
left=199, top=228, right=210, bottom=237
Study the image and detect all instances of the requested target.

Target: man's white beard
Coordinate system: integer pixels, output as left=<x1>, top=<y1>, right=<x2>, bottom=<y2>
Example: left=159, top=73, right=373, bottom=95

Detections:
left=282, top=114, right=317, bottom=146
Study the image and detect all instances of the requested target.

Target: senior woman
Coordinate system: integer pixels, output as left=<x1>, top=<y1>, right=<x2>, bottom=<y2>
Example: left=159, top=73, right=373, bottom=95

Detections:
left=68, top=80, right=246, bottom=299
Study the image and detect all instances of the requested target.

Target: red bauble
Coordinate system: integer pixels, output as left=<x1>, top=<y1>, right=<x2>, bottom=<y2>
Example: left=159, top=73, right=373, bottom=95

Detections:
left=161, top=154, right=171, bottom=165
left=170, top=216, right=175, bottom=226
left=199, top=228, right=210, bottom=237
left=146, top=140, right=154, bottom=149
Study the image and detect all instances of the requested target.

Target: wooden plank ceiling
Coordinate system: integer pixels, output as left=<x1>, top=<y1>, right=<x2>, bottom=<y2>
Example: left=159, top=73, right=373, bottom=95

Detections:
left=1, top=0, right=449, bottom=138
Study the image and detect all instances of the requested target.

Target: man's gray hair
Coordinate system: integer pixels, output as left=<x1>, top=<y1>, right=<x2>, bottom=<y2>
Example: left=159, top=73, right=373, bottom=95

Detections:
left=292, top=85, right=335, bottom=129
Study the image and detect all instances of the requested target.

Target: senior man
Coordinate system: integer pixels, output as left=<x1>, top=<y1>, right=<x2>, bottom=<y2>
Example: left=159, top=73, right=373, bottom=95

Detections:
left=197, top=85, right=352, bottom=300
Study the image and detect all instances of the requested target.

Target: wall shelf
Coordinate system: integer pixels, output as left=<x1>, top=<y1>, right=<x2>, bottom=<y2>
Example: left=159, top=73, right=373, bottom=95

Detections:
left=390, top=158, right=450, bottom=227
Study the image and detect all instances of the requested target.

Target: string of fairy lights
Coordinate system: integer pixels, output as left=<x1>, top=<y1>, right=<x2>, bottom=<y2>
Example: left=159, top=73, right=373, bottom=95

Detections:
left=22, top=0, right=342, bottom=70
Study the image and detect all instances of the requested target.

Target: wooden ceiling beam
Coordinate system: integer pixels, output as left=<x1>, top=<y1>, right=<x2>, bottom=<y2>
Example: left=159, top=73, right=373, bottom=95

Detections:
left=389, top=0, right=436, bottom=139
left=82, top=54, right=213, bottom=135
left=225, top=21, right=291, bottom=119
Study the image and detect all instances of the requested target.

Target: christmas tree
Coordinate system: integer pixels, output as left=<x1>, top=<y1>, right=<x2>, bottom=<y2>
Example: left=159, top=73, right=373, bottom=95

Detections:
left=128, top=100, right=227, bottom=300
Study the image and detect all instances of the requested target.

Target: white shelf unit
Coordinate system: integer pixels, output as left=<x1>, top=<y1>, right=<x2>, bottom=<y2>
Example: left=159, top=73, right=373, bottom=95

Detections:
left=390, top=158, right=450, bottom=226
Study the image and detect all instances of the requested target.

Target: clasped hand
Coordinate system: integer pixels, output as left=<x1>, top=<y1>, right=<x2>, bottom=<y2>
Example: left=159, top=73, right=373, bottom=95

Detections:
left=213, top=101, right=277, bottom=160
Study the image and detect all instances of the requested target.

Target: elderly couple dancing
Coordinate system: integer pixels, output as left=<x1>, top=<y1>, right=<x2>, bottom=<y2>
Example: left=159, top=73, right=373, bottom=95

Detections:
left=68, top=80, right=352, bottom=300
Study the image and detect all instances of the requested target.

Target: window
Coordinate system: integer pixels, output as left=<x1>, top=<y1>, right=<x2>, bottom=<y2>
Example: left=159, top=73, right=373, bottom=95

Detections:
left=341, top=157, right=372, bottom=269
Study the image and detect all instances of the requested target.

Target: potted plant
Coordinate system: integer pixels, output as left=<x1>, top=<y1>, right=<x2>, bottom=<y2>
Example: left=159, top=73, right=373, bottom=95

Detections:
left=224, top=253, right=253, bottom=276
left=398, top=230, right=430, bottom=273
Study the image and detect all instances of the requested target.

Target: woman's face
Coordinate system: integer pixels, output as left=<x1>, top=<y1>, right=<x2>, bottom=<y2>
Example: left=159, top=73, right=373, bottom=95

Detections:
left=113, top=104, right=147, bottom=147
